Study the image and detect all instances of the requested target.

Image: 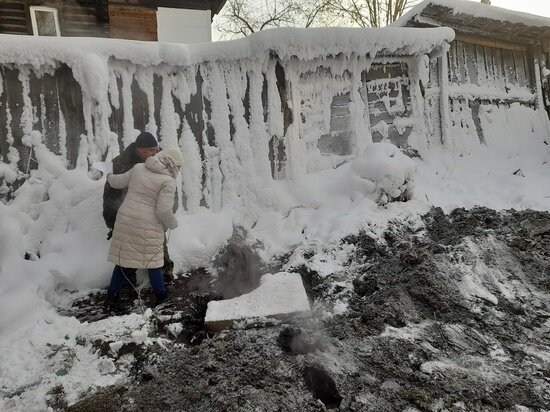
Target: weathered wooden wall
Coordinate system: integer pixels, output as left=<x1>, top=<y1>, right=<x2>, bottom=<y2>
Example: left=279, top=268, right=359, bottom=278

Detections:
left=449, top=39, right=533, bottom=91
left=310, top=57, right=428, bottom=167
left=446, top=39, right=538, bottom=144
left=0, top=0, right=110, bottom=37
left=0, top=0, right=29, bottom=35
left=108, top=5, right=156, bottom=40
left=0, top=0, right=225, bottom=37
left=0, top=53, right=433, bottom=199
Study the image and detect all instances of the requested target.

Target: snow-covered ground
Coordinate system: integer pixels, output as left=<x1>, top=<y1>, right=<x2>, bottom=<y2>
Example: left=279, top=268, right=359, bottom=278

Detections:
left=1, top=127, right=548, bottom=410
left=1, top=27, right=550, bottom=410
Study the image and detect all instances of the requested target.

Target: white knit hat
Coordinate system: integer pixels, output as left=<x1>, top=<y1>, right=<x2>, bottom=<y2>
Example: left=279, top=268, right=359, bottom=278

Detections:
left=160, top=147, right=184, bottom=167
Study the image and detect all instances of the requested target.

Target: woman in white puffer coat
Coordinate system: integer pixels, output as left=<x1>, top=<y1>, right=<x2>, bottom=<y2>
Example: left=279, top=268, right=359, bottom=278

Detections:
left=105, top=147, right=183, bottom=307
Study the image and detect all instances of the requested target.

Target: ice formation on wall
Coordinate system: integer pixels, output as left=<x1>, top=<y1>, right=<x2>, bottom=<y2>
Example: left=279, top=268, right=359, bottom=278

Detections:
left=0, top=28, right=453, bottom=212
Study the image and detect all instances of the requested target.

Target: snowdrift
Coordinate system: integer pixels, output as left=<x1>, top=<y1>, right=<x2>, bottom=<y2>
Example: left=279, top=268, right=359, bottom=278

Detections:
left=0, top=28, right=549, bottom=410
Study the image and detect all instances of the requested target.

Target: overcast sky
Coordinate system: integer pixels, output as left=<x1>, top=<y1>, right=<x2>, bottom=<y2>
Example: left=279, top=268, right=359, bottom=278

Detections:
left=490, top=0, right=550, bottom=17
left=212, top=0, right=550, bottom=41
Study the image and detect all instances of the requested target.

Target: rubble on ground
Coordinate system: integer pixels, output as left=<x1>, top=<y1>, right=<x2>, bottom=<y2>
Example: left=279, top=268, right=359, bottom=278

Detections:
left=64, top=207, right=550, bottom=411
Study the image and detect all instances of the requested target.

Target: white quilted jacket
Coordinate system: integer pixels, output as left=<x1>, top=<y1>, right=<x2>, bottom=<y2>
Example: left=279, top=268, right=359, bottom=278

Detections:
left=107, top=156, right=178, bottom=269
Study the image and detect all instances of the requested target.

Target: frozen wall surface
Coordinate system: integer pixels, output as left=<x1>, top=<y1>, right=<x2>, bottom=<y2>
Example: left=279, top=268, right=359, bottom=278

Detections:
left=0, top=27, right=454, bottom=204
left=157, top=8, right=212, bottom=44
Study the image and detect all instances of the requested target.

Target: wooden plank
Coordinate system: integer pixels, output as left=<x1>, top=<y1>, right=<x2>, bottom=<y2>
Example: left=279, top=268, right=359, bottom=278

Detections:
left=428, top=58, right=440, bottom=88
left=30, top=71, right=60, bottom=156
left=456, top=41, right=467, bottom=83
left=63, top=5, right=96, bottom=13
left=474, top=44, right=486, bottom=85
left=0, top=17, right=29, bottom=26
left=492, top=47, right=506, bottom=90
left=0, top=6, right=26, bottom=12
left=502, top=49, right=517, bottom=86
left=364, top=62, right=413, bottom=147
left=184, top=68, right=205, bottom=162
left=0, top=30, right=29, bottom=35
left=463, top=42, right=478, bottom=85
left=109, top=0, right=214, bottom=11
left=455, top=34, right=527, bottom=52
left=513, top=50, right=529, bottom=88
left=131, top=76, right=148, bottom=133
left=61, top=14, right=97, bottom=22
left=108, top=74, right=124, bottom=149
left=108, top=5, right=157, bottom=41
left=153, top=73, right=162, bottom=137
left=3, top=67, right=27, bottom=173
left=451, top=41, right=461, bottom=83
left=56, top=64, right=85, bottom=169
left=0, top=23, right=27, bottom=30
left=483, top=46, right=495, bottom=86
left=0, top=10, right=26, bottom=18
left=0, top=67, right=8, bottom=164
left=0, top=0, right=28, bottom=35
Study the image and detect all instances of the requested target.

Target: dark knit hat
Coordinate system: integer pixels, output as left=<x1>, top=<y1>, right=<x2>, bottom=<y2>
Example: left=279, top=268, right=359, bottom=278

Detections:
left=135, top=132, right=158, bottom=148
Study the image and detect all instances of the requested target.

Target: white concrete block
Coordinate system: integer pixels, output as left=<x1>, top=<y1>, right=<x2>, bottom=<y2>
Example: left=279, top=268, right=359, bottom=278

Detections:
left=205, top=272, right=311, bottom=331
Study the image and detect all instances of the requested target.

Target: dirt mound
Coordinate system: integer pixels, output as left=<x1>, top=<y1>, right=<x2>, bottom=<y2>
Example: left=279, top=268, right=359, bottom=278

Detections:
left=67, top=207, right=550, bottom=411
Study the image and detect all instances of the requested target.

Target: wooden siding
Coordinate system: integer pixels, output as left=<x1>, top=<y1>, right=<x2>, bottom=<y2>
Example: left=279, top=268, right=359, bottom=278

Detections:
left=315, top=61, right=416, bottom=156
left=318, top=93, right=354, bottom=156
left=0, top=53, right=429, bottom=199
left=365, top=62, right=412, bottom=147
left=0, top=62, right=216, bottom=201
left=0, top=0, right=224, bottom=38
left=108, top=5, right=157, bottom=41
left=0, top=1, right=30, bottom=35
left=448, top=40, right=533, bottom=91
left=61, top=0, right=110, bottom=37
left=446, top=40, right=537, bottom=144
left=0, top=65, right=86, bottom=177
left=0, top=0, right=110, bottom=37
left=108, top=0, right=222, bottom=12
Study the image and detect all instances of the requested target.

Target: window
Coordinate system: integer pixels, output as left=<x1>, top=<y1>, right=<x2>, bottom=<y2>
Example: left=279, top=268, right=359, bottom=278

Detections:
left=30, top=6, right=60, bottom=37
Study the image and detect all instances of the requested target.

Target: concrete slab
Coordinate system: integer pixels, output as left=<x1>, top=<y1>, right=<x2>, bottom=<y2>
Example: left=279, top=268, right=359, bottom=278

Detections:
left=205, top=272, right=311, bottom=331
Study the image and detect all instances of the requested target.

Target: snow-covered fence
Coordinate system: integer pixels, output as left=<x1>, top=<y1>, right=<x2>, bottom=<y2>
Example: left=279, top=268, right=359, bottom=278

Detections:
left=0, top=28, right=452, bottom=207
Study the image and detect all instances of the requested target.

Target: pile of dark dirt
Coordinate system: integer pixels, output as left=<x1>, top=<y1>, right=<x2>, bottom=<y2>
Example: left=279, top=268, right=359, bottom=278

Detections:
left=64, top=207, right=550, bottom=411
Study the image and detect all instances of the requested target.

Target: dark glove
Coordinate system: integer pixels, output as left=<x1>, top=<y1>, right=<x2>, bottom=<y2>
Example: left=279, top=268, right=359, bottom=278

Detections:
left=107, top=228, right=113, bottom=240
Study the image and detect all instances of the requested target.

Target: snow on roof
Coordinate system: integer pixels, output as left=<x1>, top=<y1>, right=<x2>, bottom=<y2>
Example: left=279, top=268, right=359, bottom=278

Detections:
left=0, top=27, right=453, bottom=69
left=393, top=0, right=550, bottom=28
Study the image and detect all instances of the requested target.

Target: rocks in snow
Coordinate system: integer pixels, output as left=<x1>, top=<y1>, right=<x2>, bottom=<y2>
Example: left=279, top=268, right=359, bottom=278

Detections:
left=98, top=359, right=116, bottom=375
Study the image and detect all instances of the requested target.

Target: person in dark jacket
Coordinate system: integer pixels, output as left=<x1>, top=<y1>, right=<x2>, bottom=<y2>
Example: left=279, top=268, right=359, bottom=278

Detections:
left=103, top=132, right=177, bottom=284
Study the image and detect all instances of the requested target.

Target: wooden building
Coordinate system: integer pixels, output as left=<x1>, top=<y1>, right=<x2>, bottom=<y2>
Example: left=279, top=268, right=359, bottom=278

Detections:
left=0, top=0, right=227, bottom=41
left=394, top=0, right=550, bottom=143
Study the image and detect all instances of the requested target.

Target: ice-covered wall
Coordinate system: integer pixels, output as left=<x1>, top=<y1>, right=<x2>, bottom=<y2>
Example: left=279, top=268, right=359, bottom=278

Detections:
left=438, top=39, right=550, bottom=155
left=0, top=28, right=453, bottom=209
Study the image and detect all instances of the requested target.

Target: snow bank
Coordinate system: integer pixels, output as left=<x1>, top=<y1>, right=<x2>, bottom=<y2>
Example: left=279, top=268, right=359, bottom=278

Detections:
left=0, top=311, right=151, bottom=411
left=204, top=272, right=311, bottom=330
left=347, top=143, right=416, bottom=205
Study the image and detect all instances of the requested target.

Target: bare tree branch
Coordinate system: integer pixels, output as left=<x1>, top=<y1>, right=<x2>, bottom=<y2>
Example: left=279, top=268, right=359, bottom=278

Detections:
left=215, top=0, right=418, bottom=39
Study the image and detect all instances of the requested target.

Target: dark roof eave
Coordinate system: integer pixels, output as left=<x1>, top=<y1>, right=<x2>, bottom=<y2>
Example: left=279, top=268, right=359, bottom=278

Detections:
left=107, top=1, right=226, bottom=17
left=211, top=0, right=227, bottom=16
